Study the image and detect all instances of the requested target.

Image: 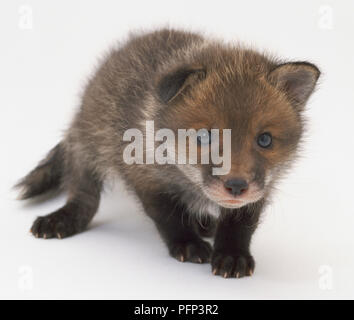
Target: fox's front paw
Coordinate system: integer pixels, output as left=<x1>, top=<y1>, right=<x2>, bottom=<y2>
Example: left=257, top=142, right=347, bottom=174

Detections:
left=169, top=239, right=212, bottom=264
left=211, top=251, right=255, bottom=278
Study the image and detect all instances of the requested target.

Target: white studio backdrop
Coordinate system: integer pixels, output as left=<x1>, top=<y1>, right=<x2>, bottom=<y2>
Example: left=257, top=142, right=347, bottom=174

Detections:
left=0, top=0, right=353, bottom=299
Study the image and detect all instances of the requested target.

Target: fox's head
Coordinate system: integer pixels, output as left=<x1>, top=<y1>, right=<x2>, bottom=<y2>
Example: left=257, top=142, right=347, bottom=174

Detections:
left=154, top=48, right=320, bottom=209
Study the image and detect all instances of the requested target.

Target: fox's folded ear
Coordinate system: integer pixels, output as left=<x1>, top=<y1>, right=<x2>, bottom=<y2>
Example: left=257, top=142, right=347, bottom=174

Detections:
left=156, top=66, right=206, bottom=103
left=268, top=62, right=320, bottom=109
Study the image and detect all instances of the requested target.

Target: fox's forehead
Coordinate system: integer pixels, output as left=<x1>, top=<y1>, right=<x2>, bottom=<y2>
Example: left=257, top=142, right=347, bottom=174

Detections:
left=177, top=76, right=295, bottom=128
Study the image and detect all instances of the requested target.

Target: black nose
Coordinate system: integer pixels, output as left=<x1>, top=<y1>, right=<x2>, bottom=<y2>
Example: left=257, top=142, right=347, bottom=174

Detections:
left=224, top=178, right=248, bottom=196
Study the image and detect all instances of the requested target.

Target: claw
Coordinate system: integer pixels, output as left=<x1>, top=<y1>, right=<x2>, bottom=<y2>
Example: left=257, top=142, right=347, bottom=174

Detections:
left=43, top=234, right=47, bottom=239
left=57, top=233, right=62, bottom=239
left=35, top=233, right=39, bottom=238
left=223, top=272, right=228, bottom=278
left=236, top=272, right=240, bottom=278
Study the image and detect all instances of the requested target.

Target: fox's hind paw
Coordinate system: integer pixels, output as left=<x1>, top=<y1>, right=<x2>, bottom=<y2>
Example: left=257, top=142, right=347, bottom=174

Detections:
left=30, top=208, right=79, bottom=239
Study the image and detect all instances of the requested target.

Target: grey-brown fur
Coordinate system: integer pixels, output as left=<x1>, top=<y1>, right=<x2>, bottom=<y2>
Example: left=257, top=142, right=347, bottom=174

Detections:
left=16, top=28, right=320, bottom=277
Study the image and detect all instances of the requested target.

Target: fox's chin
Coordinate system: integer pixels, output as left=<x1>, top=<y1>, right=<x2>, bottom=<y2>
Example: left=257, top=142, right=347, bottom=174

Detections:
left=203, top=184, right=265, bottom=209
left=216, top=201, right=247, bottom=209
left=215, top=197, right=262, bottom=209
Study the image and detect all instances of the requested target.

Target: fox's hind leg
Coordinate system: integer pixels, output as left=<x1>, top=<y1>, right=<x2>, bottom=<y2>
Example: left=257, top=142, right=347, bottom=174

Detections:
left=31, top=168, right=102, bottom=239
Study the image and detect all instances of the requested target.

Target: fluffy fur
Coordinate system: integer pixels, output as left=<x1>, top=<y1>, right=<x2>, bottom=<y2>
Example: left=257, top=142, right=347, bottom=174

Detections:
left=16, top=29, right=320, bottom=278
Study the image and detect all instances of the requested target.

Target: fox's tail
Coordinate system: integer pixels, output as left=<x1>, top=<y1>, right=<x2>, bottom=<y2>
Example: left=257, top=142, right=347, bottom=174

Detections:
left=15, top=143, right=65, bottom=200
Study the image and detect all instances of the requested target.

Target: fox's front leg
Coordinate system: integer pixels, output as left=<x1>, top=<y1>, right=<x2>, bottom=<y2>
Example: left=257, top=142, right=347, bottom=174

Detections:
left=212, top=200, right=264, bottom=278
left=138, top=191, right=213, bottom=264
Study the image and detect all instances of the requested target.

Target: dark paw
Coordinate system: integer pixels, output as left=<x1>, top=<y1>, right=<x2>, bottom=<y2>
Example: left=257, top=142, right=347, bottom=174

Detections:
left=169, top=239, right=212, bottom=264
left=30, top=210, right=77, bottom=239
left=211, top=252, right=255, bottom=278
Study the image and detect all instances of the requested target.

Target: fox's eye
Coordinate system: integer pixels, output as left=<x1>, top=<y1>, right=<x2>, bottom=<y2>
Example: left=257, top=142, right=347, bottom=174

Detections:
left=197, top=129, right=211, bottom=145
left=257, top=132, right=272, bottom=148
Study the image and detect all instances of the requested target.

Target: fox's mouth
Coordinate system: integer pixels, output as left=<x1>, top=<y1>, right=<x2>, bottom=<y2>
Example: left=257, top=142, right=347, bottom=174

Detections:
left=203, top=180, right=264, bottom=209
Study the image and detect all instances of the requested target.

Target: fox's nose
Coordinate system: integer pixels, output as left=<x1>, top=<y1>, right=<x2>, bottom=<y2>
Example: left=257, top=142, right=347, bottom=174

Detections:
left=224, top=178, right=248, bottom=196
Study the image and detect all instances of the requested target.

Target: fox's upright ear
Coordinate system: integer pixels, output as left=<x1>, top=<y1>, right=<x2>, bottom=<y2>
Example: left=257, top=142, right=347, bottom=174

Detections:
left=268, top=62, right=320, bottom=110
left=156, top=66, right=206, bottom=103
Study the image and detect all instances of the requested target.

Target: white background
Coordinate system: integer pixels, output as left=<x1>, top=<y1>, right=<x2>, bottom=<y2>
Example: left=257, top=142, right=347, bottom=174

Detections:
left=1, top=0, right=353, bottom=299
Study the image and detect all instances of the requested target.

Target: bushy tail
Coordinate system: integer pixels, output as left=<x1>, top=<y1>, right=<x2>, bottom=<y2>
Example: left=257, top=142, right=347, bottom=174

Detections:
left=15, top=143, right=65, bottom=200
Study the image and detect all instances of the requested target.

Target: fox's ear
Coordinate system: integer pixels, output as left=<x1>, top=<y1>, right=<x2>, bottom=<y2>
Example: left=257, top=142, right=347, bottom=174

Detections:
left=268, top=62, right=320, bottom=109
left=156, top=66, right=206, bottom=103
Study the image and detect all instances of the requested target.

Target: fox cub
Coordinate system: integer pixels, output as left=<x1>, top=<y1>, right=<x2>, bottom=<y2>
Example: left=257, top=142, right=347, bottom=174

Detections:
left=17, top=29, right=320, bottom=278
